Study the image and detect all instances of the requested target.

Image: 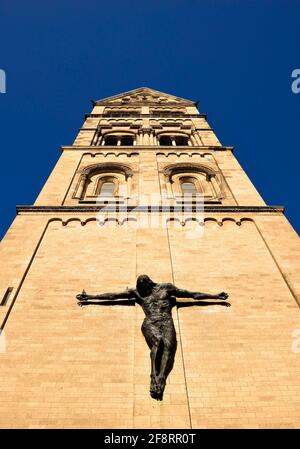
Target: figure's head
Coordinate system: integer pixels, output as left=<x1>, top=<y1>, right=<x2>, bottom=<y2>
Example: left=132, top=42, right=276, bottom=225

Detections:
left=136, top=274, right=156, bottom=296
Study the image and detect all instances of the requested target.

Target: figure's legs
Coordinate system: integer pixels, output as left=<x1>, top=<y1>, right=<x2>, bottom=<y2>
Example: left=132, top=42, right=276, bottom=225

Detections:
left=156, top=321, right=176, bottom=396
left=158, top=346, right=171, bottom=378
left=141, top=320, right=165, bottom=399
left=150, top=340, right=163, bottom=398
left=142, top=318, right=177, bottom=400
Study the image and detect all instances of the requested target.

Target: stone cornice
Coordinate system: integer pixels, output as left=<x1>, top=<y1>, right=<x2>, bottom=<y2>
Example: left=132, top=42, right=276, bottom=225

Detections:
left=78, top=126, right=213, bottom=132
left=61, top=145, right=234, bottom=152
left=85, top=113, right=207, bottom=119
left=17, top=205, right=285, bottom=214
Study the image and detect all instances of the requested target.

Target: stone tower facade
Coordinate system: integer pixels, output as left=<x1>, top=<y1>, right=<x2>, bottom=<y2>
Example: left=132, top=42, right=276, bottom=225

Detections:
left=0, top=87, right=300, bottom=428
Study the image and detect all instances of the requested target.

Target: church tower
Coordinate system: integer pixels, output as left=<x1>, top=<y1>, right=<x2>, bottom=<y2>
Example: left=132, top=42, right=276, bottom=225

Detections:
left=0, top=87, right=300, bottom=428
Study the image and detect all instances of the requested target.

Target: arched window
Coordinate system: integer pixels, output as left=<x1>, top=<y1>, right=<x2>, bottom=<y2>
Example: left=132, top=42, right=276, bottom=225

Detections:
left=181, top=179, right=197, bottom=195
left=99, top=181, right=116, bottom=197
left=74, top=163, right=134, bottom=201
left=163, top=163, right=223, bottom=202
left=96, top=175, right=119, bottom=197
left=159, top=135, right=189, bottom=146
left=103, top=135, right=134, bottom=146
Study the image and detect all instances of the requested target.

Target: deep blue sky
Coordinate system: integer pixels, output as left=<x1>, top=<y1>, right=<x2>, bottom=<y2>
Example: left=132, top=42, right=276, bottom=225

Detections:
left=0, top=1, right=299, bottom=238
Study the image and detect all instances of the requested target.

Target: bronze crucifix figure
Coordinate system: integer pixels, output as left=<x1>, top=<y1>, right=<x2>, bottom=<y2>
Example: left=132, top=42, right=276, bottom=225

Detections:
left=76, top=274, right=229, bottom=400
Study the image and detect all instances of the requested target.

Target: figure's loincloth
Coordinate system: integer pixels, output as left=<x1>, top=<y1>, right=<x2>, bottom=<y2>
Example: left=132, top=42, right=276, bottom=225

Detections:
left=141, top=315, right=176, bottom=347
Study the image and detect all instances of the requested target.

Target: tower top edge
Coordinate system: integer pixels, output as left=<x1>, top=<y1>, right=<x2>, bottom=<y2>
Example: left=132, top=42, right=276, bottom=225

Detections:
left=93, top=87, right=196, bottom=106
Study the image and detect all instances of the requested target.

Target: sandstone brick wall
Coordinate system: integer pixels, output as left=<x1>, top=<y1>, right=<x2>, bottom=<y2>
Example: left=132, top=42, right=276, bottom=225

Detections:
left=169, top=218, right=300, bottom=428
left=0, top=214, right=300, bottom=428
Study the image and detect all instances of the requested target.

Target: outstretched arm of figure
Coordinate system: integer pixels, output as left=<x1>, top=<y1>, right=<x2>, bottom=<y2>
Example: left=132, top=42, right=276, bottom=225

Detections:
left=169, top=285, right=228, bottom=301
left=76, top=288, right=136, bottom=302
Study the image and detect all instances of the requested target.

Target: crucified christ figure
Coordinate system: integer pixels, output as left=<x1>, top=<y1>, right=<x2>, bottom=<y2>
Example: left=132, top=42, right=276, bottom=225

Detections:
left=76, top=274, right=229, bottom=400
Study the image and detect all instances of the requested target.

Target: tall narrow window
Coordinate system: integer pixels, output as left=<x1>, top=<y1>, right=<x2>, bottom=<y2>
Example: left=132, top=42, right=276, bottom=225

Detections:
left=99, top=182, right=115, bottom=197
left=181, top=181, right=197, bottom=195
